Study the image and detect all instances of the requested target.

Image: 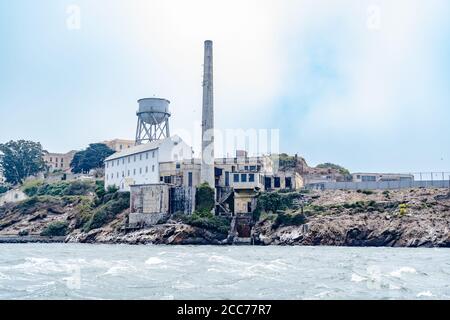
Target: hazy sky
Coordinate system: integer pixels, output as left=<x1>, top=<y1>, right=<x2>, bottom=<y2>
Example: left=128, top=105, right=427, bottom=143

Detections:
left=0, top=0, right=449, bottom=173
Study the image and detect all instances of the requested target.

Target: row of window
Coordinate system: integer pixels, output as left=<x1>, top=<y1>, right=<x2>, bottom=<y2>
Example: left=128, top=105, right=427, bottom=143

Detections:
left=107, top=151, right=156, bottom=168
left=230, top=165, right=260, bottom=172
left=233, top=173, right=256, bottom=183
left=106, top=165, right=155, bottom=180
left=49, top=157, right=64, bottom=163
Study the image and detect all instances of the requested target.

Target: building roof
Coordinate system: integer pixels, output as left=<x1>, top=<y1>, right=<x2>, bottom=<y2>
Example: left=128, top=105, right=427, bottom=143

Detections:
left=351, top=172, right=413, bottom=176
left=104, top=135, right=183, bottom=161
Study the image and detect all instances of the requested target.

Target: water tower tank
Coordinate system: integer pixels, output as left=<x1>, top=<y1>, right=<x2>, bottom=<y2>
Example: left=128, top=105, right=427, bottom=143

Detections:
left=137, top=98, right=171, bottom=125
left=135, top=98, right=171, bottom=144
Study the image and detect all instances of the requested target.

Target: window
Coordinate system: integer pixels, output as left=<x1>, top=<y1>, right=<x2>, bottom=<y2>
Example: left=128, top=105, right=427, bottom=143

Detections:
left=134, top=155, right=136, bottom=162
left=233, top=174, right=239, bottom=182
left=55, top=158, right=58, bottom=162
left=128, top=157, right=130, bottom=163
left=139, top=168, right=142, bottom=174
left=146, top=152, right=149, bottom=159
left=160, top=177, right=163, bottom=182
left=241, top=174, right=247, bottom=182
left=112, top=161, right=114, bottom=167
left=274, top=177, right=281, bottom=188
left=122, top=158, right=125, bottom=164
left=116, top=172, right=119, bottom=178
left=127, top=170, right=130, bottom=177
left=152, top=165, right=155, bottom=172
left=122, top=171, right=124, bottom=177
left=117, top=160, right=119, bottom=166
left=176, top=163, right=181, bottom=169
left=145, top=166, right=148, bottom=173
left=250, top=165, right=256, bottom=171
left=133, top=169, right=136, bottom=175
left=285, top=177, right=292, bottom=189
left=244, top=166, right=249, bottom=171
left=164, top=176, right=171, bottom=184
left=188, top=172, right=193, bottom=187
left=249, top=174, right=255, bottom=182
left=362, top=175, right=376, bottom=182
left=111, top=173, right=114, bottom=179
left=139, top=154, right=142, bottom=161
left=61, top=158, right=64, bottom=163
left=152, top=151, right=155, bottom=158
left=120, top=144, right=123, bottom=150
left=232, top=166, right=236, bottom=172
left=50, top=157, right=52, bottom=162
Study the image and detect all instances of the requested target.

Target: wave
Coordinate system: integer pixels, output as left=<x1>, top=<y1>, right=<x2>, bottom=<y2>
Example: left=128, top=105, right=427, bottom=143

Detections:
left=145, top=257, right=164, bottom=265
left=389, top=267, right=417, bottom=278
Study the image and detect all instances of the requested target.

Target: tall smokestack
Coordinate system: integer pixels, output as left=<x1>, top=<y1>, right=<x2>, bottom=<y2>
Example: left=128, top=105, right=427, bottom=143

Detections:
left=201, top=40, right=215, bottom=188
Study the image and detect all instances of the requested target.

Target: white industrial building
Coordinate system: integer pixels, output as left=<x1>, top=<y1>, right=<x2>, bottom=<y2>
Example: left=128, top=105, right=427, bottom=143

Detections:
left=104, top=135, right=192, bottom=191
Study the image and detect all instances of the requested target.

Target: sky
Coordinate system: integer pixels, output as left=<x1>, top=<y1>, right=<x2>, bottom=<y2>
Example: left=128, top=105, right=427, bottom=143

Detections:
left=0, top=0, right=449, bottom=173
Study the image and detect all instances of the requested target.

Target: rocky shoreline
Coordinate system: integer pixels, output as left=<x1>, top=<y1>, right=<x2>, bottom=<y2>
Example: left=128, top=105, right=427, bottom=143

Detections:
left=1, top=188, right=449, bottom=247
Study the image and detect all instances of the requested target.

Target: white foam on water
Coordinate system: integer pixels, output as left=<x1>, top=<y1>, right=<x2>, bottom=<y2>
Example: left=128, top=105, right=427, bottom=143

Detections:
left=145, top=257, right=164, bottom=265
left=417, top=291, right=433, bottom=297
left=351, top=274, right=366, bottom=282
left=389, top=267, right=417, bottom=278
left=0, top=272, right=10, bottom=280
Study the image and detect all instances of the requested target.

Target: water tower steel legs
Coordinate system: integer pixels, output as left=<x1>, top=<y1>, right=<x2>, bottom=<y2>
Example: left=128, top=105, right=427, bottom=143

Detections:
left=135, top=115, right=170, bottom=145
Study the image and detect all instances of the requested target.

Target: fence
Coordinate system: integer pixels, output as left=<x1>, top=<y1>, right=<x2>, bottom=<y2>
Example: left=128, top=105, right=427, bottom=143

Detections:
left=306, top=172, right=450, bottom=191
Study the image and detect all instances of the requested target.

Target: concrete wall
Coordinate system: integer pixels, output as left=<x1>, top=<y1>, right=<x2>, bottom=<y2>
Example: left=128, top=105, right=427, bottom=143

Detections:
left=307, top=180, right=450, bottom=190
left=129, top=184, right=170, bottom=226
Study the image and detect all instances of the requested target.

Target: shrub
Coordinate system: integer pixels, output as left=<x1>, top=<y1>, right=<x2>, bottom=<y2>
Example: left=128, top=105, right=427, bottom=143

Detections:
left=22, top=180, right=45, bottom=196
left=63, top=180, right=94, bottom=196
left=399, top=203, right=407, bottom=216
left=361, top=190, right=374, bottom=195
left=18, top=229, right=29, bottom=236
left=257, top=191, right=302, bottom=213
left=94, top=180, right=106, bottom=199
left=83, top=191, right=130, bottom=232
left=23, top=180, right=95, bottom=197
left=0, top=184, right=9, bottom=195
left=274, top=212, right=307, bottom=227
left=181, top=210, right=230, bottom=234
left=40, top=221, right=68, bottom=237
left=195, top=183, right=215, bottom=212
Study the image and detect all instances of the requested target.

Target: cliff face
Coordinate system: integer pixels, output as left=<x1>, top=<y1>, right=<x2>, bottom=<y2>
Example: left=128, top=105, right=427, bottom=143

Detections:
left=252, top=212, right=450, bottom=247
left=65, top=222, right=228, bottom=245
left=253, top=189, right=450, bottom=247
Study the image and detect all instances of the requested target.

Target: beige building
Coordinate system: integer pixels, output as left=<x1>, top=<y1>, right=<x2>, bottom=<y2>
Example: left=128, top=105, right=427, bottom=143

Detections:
left=102, top=139, right=135, bottom=152
left=43, top=150, right=77, bottom=172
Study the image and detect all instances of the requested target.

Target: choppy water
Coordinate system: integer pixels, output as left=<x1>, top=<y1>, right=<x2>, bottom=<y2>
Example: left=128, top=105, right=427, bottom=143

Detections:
left=0, top=244, right=449, bottom=299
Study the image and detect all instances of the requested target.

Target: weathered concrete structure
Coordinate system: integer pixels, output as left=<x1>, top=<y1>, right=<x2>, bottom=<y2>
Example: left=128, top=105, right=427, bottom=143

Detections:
left=129, top=184, right=170, bottom=227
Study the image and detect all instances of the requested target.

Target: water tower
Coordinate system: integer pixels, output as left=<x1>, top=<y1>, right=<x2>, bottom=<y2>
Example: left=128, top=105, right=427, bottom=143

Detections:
left=135, top=98, right=171, bottom=145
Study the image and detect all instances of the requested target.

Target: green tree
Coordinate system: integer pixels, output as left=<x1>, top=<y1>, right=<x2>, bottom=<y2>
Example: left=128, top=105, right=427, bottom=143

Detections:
left=195, top=182, right=215, bottom=212
left=0, top=140, right=46, bottom=185
left=70, top=143, right=114, bottom=174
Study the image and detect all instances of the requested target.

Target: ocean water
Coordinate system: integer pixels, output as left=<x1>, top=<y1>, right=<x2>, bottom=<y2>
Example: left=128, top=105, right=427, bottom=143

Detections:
left=0, top=244, right=449, bottom=300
